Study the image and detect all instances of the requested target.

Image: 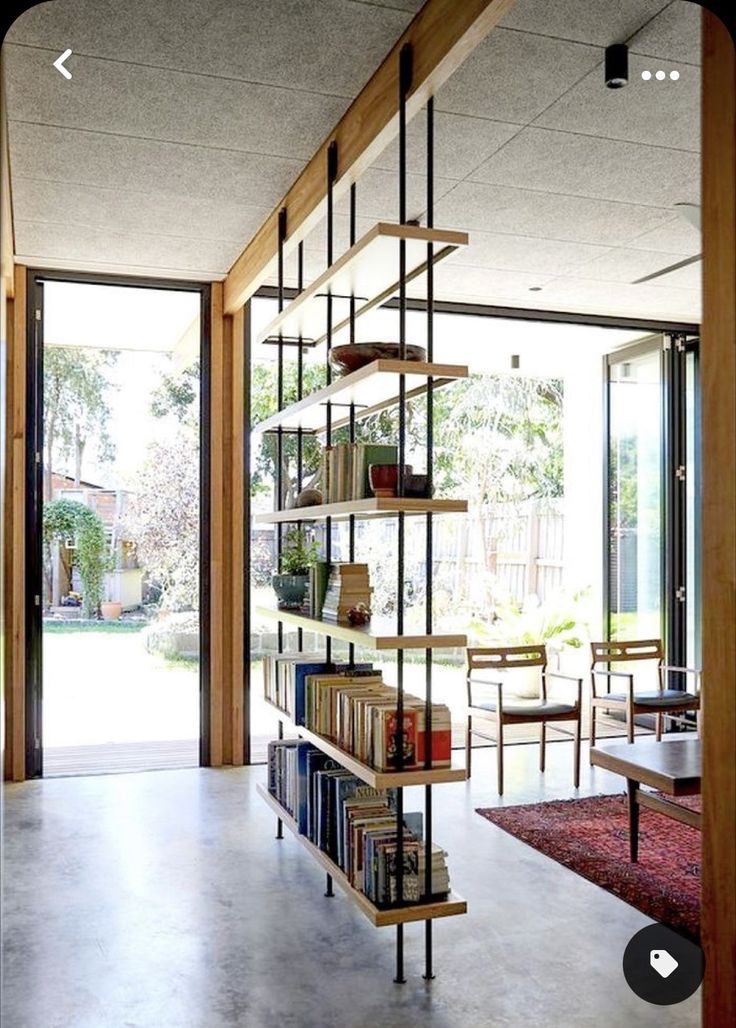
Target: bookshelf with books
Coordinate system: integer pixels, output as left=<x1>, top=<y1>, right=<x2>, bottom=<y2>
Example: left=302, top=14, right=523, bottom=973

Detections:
left=249, top=53, right=468, bottom=981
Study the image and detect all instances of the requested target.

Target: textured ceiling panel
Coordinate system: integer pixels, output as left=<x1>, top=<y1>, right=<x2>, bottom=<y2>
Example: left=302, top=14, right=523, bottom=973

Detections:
left=435, top=29, right=601, bottom=124
left=569, top=244, right=701, bottom=285
left=527, top=275, right=699, bottom=319
left=447, top=232, right=609, bottom=275
left=373, top=109, right=521, bottom=181
left=14, top=220, right=237, bottom=275
left=9, top=122, right=306, bottom=207
left=535, top=51, right=699, bottom=151
left=4, top=45, right=348, bottom=159
left=434, top=181, right=674, bottom=245
left=469, top=126, right=700, bottom=208
left=628, top=1, right=702, bottom=65
left=7, top=0, right=414, bottom=96
left=627, top=214, right=701, bottom=254
left=498, top=0, right=672, bottom=46
left=12, top=177, right=270, bottom=245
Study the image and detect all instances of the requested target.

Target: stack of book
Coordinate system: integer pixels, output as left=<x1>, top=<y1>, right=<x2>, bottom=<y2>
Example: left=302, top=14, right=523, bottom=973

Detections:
left=262, top=657, right=374, bottom=723
left=304, top=670, right=452, bottom=771
left=267, top=740, right=452, bottom=906
left=321, top=443, right=397, bottom=503
left=321, top=563, right=371, bottom=623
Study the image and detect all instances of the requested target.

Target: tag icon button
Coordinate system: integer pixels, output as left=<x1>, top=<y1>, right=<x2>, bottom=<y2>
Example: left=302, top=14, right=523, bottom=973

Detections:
left=650, top=949, right=679, bottom=979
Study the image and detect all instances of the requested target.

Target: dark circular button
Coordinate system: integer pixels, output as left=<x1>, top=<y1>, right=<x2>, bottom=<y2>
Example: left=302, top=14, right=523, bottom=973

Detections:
left=623, top=924, right=704, bottom=1005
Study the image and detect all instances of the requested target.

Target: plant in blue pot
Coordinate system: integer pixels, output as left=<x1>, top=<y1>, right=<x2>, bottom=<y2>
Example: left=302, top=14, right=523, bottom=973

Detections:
left=272, top=528, right=319, bottom=610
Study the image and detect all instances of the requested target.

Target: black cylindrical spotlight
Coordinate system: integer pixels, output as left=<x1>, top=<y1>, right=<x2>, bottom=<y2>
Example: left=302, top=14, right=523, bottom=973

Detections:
left=605, top=43, right=629, bottom=89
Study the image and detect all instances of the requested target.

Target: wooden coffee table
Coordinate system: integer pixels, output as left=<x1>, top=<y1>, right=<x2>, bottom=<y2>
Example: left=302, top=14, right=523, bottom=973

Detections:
left=590, top=738, right=701, bottom=861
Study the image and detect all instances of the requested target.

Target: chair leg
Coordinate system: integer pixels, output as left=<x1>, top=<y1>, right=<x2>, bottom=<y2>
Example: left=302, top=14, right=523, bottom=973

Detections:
left=496, top=715, right=504, bottom=796
left=655, top=712, right=663, bottom=742
left=626, top=704, right=635, bottom=744
left=589, top=705, right=597, bottom=763
left=573, top=716, right=581, bottom=789
left=539, top=722, right=546, bottom=773
left=466, top=715, right=472, bottom=778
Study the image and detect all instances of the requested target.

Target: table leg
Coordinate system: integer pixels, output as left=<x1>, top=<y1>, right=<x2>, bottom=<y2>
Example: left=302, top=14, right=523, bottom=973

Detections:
left=627, top=778, right=640, bottom=862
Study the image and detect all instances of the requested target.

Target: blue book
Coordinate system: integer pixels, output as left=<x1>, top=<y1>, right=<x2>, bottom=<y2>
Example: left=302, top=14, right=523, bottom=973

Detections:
left=306, top=750, right=341, bottom=842
left=296, top=742, right=318, bottom=835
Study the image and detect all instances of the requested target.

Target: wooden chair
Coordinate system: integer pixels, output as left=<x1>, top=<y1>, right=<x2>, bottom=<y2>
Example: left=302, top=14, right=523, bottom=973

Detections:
left=466, top=645, right=583, bottom=795
left=589, top=639, right=701, bottom=755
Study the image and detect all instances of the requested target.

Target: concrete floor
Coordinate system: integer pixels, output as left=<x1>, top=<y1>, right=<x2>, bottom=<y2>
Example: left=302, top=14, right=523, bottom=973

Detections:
left=2, top=741, right=700, bottom=1028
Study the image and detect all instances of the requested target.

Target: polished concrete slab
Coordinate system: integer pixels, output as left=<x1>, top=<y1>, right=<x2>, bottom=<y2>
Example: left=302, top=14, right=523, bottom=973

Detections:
left=2, top=741, right=700, bottom=1028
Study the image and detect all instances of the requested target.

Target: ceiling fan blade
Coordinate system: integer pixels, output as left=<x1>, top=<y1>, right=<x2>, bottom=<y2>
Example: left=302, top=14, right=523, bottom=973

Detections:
left=633, top=253, right=702, bottom=285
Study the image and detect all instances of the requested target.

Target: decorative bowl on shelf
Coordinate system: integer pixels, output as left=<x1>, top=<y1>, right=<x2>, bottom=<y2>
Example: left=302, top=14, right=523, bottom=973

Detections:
left=369, top=463, right=413, bottom=498
left=402, top=472, right=433, bottom=499
left=329, top=342, right=426, bottom=377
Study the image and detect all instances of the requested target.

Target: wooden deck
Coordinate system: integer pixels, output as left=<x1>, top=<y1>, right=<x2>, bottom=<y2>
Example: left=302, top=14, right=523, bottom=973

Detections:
left=43, top=740, right=199, bottom=777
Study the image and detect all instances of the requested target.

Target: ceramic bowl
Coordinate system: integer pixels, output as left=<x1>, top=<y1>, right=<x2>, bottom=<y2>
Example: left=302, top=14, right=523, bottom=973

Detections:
left=368, top=463, right=413, bottom=497
left=330, top=342, right=426, bottom=376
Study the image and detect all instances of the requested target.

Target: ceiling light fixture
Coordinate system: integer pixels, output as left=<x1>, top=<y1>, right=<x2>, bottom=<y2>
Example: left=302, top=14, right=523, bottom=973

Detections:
left=605, top=43, right=629, bottom=89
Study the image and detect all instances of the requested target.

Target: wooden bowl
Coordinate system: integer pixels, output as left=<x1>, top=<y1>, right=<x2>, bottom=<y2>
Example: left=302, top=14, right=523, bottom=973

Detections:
left=330, top=342, right=426, bottom=376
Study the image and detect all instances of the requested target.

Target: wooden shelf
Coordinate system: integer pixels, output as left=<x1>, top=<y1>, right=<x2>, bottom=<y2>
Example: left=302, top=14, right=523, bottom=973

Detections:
left=257, top=222, right=468, bottom=346
left=253, top=358, right=468, bottom=435
left=257, top=784, right=467, bottom=927
left=263, top=699, right=467, bottom=788
left=256, top=604, right=467, bottom=650
left=253, top=497, right=467, bottom=524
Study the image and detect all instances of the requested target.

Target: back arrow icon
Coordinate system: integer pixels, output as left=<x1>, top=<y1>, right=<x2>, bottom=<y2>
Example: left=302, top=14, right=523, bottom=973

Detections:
left=53, top=49, right=72, bottom=80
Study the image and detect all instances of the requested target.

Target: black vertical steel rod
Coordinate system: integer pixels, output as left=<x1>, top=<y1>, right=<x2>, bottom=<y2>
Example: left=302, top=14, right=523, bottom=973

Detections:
left=325, top=142, right=337, bottom=666
left=423, top=93, right=435, bottom=982
left=393, top=42, right=412, bottom=986
left=348, top=182, right=357, bottom=668
left=297, top=240, right=305, bottom=653
left=276, top=207, right=287, bottom=659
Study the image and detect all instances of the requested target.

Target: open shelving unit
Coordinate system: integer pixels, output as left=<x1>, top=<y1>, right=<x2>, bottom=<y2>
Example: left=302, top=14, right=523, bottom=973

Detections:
left=256, top=221, right=468, bottom=348
left=256, top=785, right=467, bottom=926
left=253, top=496, right=467, bottom=524
left=248, top=44, right=469, bottom=982
left=262, top=698, right=467, bottom=788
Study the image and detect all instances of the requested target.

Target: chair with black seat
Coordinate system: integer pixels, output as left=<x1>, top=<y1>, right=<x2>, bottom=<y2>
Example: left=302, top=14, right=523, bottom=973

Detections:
left=589, top=639, right=701, bottom=754
left=465, top=644, right=583, bottom=795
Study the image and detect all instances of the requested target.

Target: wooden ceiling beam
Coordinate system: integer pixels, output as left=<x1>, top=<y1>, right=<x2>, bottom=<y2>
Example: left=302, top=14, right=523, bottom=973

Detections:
left=223, top=0, right=516, bottom=314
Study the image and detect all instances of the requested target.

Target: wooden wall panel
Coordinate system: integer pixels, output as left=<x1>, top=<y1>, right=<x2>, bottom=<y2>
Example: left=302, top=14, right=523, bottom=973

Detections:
left=208, top=287, right=246, bottom=766
left=3, top=265, right=25, bottom=781
left=701, top=10, right=736, bottom=1027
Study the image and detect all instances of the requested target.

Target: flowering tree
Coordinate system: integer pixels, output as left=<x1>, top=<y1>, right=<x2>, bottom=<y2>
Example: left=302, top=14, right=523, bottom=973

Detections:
left=124, top=432, right=199, bottom=611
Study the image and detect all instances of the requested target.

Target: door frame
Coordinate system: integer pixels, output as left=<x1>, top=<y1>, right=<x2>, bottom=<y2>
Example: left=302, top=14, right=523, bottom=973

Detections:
left=25, top=268, right=212, bottom=776
left=603, top=332, right=701, bottom=675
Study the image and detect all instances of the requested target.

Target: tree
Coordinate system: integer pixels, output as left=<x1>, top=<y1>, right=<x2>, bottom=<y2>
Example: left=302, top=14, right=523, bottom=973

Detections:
left=251, top=362, right=326, bottom=506
left=150, top=360, right=200, bottom=424
left=124, top=433, right=200, bottom=611
left=44, top=348, right=117, bottom=498
left=43, top=499, right=109, bottom=617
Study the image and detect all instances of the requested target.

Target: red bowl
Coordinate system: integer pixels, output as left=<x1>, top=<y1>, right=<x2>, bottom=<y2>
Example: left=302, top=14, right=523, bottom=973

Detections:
left=330, top=342, right=426, bottom=376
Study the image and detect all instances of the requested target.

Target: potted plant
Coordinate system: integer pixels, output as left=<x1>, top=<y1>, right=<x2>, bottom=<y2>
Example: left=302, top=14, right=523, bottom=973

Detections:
left=272, top=528, right=318, bottom=610
left=470, top=592, right=588, bottom=698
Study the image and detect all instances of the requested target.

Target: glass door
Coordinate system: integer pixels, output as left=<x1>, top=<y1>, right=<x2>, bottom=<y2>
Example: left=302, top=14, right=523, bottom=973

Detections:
left=606, top=334, right=700, bottom=672
left=607, top=340, right=663, bottom=641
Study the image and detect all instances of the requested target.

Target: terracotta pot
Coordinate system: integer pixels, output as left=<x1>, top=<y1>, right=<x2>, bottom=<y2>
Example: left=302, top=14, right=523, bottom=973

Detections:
left=100, top=601, right=123, bottom=621
left=369, top=463, right=413, bottom=498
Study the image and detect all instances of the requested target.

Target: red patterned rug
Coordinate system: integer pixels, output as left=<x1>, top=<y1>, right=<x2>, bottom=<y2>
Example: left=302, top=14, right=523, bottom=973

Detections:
left=477, top=793, right=700, bottom=940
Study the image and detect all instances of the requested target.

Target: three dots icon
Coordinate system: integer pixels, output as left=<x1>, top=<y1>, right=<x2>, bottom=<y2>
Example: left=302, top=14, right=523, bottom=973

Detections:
left=642, top=69, right=680, bottom=80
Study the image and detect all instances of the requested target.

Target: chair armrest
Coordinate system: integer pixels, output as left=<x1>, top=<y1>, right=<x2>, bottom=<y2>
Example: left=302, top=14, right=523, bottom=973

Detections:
left=591, top=668, right=634, bottom=699
left=545, top=671, right=583, bottom=708
left=467, top=676, right=504, bottom=708
left=661, top=665, right=701, bottom=676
